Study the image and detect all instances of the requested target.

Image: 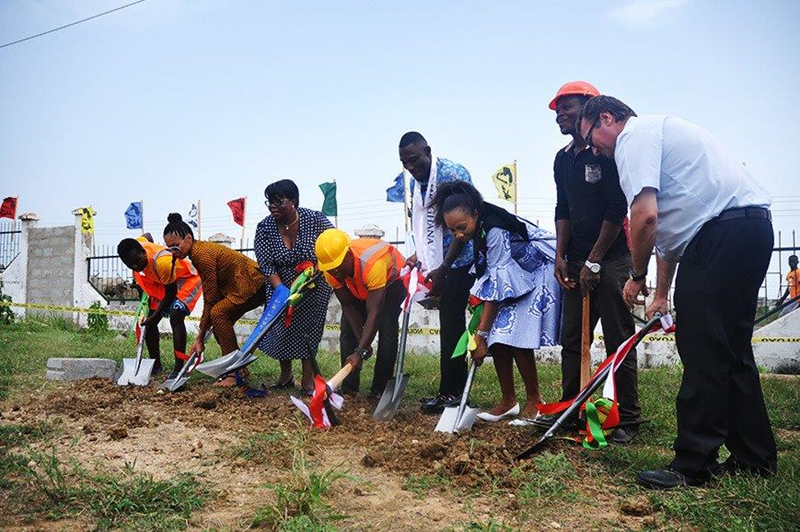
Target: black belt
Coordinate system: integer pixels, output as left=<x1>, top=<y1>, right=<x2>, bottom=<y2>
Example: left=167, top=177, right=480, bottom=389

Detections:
left=707, top=206, right=771, bottom=226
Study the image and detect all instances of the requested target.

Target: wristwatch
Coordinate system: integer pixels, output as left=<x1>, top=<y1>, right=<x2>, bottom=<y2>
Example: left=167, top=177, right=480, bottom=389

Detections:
left=585, top=260, right=601, bottom=274
left=356, top=347, right=372, bottom=360
left=475, top=330, right=489, bottom=340
left=629, top=268, right=648, bottom=282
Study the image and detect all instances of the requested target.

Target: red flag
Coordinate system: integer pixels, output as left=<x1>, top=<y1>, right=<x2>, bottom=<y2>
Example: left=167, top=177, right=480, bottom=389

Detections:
left=0, top=197, right=17, bottom=220
left=227, top=197, right=245, bottom=227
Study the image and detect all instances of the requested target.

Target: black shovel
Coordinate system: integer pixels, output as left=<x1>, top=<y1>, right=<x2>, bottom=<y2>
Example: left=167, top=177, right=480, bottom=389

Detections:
left=516, top=313, right=665, bottom=460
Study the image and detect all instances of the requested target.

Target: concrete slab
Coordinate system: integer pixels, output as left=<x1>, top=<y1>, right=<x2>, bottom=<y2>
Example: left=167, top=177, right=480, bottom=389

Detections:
left=45, top=358, right=117, bottom=381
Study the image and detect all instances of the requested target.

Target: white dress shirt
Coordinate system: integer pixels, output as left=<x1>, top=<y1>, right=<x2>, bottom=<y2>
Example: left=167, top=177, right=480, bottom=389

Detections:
left=614, top=115, right=771, bottom=262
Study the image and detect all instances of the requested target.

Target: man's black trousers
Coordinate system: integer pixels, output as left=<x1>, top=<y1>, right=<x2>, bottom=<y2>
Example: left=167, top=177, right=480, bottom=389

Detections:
left=560, top=254, right=640, bottom=422
left=436, top=265, right=472, bottom=396
left=671, top=214, right=777, bottom=477
left=339, top=279, right=405, bottom=394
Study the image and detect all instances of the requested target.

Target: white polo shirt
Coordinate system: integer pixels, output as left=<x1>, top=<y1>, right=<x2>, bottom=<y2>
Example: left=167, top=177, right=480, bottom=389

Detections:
left=614, top=115, right=771, bottom=262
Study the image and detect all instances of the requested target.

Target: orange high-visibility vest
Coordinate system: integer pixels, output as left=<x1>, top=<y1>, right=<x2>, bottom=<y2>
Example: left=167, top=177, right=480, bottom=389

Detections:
left=342, top=238, right=405, bottom=300
left=133, top=241, right=203, bottom=311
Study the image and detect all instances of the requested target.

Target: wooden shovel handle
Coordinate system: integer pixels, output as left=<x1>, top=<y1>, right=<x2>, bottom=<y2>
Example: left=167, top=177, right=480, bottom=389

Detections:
left=580, top=292, right=591, bottom=388
left=328, top=363, right=354, bottom=391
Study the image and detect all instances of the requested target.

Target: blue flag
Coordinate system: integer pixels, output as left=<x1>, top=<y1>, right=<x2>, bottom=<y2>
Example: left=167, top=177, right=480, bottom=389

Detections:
left=386, top=173, right=404, bottom=202
left=124, top=202, right=143, bottom=230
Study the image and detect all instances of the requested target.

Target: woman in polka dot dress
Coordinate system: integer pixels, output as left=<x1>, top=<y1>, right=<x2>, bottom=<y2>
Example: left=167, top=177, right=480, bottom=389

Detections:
left=254, top=179, right=333, bottom=393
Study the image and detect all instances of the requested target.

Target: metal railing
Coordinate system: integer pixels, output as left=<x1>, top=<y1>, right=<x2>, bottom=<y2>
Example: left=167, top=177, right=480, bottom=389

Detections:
left=83, top=234, right=797, bottom=311
left=87, top=244, right=140, bottom=302
left=761, top=230, right=798, bottom=308
left=0, top=221, right=21, bottom=272
left=86, top=245, right=258, bottom=302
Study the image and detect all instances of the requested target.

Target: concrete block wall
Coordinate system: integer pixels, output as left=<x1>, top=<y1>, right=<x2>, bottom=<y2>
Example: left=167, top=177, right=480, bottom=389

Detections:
left=26, top=226, right=75, bottom=318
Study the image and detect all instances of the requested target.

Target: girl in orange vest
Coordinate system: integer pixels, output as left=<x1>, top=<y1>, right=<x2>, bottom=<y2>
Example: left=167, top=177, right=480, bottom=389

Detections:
left=118, top=234, right=203, bottom=379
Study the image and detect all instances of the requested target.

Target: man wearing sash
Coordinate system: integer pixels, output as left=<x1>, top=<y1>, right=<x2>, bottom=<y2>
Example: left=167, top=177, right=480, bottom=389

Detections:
left=398, top=131, right=474, bottom=414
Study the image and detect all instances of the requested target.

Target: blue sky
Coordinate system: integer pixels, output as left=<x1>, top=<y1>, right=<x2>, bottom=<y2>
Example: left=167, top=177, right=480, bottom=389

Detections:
left=2, top=0, right=799, bottom=253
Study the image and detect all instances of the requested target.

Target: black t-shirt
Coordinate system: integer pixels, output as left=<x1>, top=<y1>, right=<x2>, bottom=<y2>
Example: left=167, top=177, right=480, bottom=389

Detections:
left=553, top=144, right=629, bottom=261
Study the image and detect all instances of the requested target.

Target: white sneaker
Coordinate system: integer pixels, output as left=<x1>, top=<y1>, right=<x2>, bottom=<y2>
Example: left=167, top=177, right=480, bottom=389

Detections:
left=477, top=403, right=520, bottom=422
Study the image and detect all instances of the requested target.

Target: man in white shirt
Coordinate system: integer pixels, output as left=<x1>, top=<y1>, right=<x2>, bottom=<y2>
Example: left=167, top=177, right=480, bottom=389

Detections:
left=578, top=95, right=776, bottom=489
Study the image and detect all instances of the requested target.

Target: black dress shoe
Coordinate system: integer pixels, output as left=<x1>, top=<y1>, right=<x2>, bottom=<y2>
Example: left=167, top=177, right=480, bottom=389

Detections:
left=608, top=425, right=639, bottom=445
left=420, top=394, right=460, bottom=415
left=637, top=467, right=706, bottom=490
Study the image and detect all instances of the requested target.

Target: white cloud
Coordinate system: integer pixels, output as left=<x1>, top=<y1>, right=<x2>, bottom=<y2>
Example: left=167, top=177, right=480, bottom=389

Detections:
left=610, top=0, right=689, bottom=27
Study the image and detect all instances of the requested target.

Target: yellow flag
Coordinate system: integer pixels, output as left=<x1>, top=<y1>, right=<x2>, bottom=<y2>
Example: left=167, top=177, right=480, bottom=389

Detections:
left=491, top=164, right=516, bottom=202
left=80, top=207, right=95, bottom=234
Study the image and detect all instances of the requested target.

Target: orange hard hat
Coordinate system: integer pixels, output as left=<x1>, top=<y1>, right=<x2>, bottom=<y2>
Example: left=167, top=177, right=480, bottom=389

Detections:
left=549, top=81, right=600, bottom=110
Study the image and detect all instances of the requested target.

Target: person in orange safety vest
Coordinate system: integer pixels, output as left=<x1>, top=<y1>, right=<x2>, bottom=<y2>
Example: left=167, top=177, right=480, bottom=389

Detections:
left=118, top=233, right=202, bottom=379
left=315, top=228, right=406, bottom=395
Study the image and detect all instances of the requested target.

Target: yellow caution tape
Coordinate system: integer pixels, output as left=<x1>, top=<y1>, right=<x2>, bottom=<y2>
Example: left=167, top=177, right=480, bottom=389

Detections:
left=2, top=301, right=800, bottom=341
left=323, top=323, right=441, bottom=335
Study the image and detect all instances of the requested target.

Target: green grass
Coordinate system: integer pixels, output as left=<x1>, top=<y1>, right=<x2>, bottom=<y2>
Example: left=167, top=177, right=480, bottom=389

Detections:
left=403, top=472, right=451, bottom=499
left=0, top=416, right=212, bottom=531
left=1, top=317, right=798, bottom=531
left=13, top=448, right=211, bottom=531
left=250, top=453, right=350, bottom=531
left=230, top=432, right=286, bottom=461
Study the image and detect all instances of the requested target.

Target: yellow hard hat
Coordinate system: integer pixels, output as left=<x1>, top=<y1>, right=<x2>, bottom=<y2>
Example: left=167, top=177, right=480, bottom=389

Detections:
left=315, top=228, right=350, bottom=271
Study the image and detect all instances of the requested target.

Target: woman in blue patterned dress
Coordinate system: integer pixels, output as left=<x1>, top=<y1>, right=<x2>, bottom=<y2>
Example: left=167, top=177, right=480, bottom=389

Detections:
left=255, top=179, right=333, bottom=393
left=430, top=181, right=561, bottom=423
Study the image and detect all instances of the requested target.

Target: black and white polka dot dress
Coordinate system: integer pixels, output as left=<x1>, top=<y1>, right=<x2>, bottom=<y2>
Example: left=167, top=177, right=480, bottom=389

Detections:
left=254, top=207, right=333, bottom=360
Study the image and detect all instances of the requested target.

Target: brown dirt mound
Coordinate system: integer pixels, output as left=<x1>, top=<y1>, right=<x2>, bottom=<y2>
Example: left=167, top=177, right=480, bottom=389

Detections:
left=12, top=378, right=579, bottom=494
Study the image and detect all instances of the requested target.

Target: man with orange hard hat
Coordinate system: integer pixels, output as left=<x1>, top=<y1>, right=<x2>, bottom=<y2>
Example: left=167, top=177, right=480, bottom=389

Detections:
left=540, top=81, right=641, bottom=444
left=315, top=228, right=406, bottom=395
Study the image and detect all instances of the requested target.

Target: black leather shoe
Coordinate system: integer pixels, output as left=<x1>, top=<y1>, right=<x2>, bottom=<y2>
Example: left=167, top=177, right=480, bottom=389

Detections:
left=608, top=425, right=639, bottom=445
left=531, top=413, right=581, bottom=431
left=420, top=394, right=460, bottom=415
left=637, top=467, right=706, bottom=490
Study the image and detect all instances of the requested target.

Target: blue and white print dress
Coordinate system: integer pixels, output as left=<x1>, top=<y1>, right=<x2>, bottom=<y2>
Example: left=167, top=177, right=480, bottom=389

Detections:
left=472, top=223, right=562, bottom=350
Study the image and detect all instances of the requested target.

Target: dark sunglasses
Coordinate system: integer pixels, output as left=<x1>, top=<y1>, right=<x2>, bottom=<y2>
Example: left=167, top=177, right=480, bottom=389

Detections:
left=584, top=117, right=600, bottom=149
left=266, top=197, right=291, bottom=208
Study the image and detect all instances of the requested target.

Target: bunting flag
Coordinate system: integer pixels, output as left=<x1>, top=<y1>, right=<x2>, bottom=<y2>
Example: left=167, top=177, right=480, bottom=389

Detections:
left=80, top=207, right=96, bottom=234
left=227, top=197, right=246, bottom=227
left=452, top=295, right=485, bottom=358
left=187, top=203, right=199, bottom=229
left=491, top=164, right=516, bottom=202
left=0, top=197, right=17, bottom=220
left=318, top=182, right=337, bottom=216
left=386, top=173, right=405, bottom=202
left=400, top=264, right=431, bottom=312
left=124, top=202, right=143, bottom=230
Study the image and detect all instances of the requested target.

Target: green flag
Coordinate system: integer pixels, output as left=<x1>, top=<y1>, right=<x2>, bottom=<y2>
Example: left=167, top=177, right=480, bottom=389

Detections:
left=319, top=181, right=337, bottom=216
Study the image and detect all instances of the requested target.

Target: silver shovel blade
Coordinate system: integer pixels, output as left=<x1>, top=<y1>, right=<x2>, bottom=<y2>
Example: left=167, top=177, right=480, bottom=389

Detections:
left=435, top=405, right=479, bottom=433
left=160, top=375, right=185, bottom=392
left=373, top=374, right=409, bottom=422
left=117, top=358, right=154, bottom=386
left=195, top=350, right=243, bottom=379
left=223, top=352, right=259, bottom=375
